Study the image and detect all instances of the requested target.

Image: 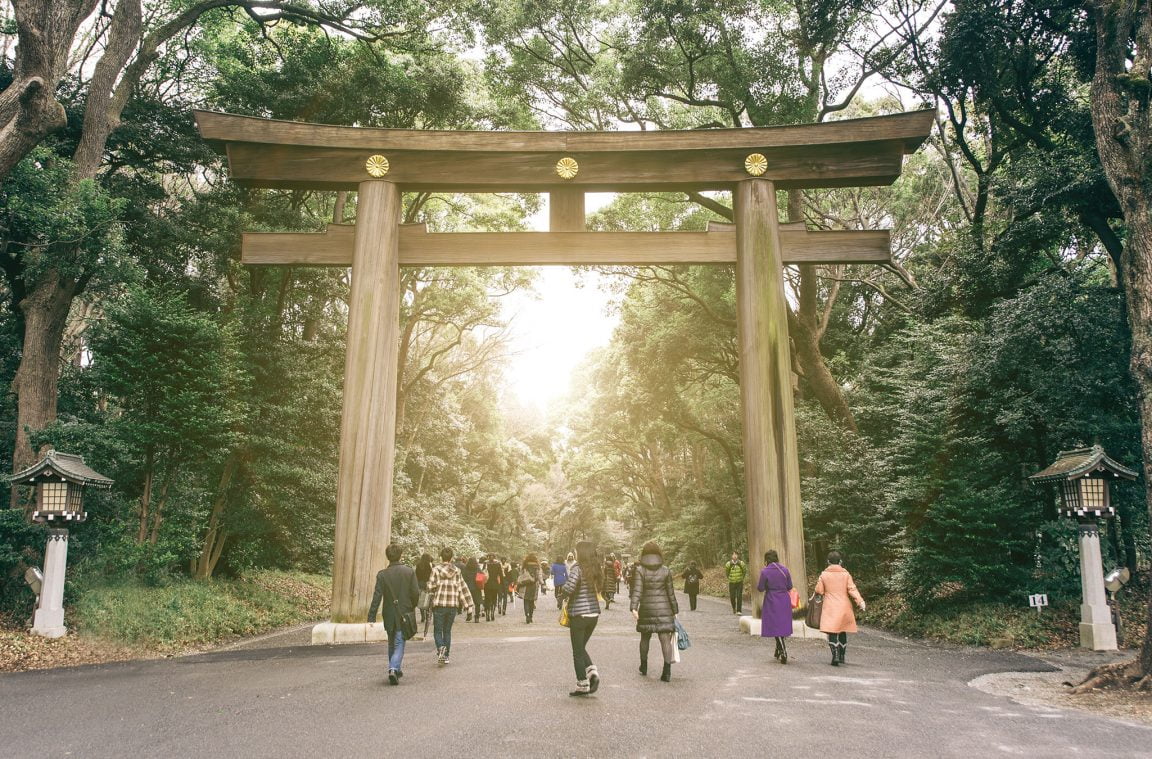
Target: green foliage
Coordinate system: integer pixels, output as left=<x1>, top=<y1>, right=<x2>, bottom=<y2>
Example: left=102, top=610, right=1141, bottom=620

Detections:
left=0, top=147, right=130, bottom=286
left=71, top=571, right=330, bottom=650
left=0, top=511, right=45, bottom=624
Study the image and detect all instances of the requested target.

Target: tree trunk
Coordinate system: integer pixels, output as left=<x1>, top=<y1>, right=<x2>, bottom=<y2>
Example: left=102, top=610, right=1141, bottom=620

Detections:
left=1088, top=0, right=1152, bottom=683
left=10, top=268, right=78, bottom=506
left=0, top=0, right=95, bottom=183
left=194, top=452, right=240, bottom=579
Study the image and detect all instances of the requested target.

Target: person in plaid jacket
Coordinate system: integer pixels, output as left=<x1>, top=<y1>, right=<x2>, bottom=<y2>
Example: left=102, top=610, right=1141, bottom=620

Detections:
left=427, top=547, right=475, bottom=664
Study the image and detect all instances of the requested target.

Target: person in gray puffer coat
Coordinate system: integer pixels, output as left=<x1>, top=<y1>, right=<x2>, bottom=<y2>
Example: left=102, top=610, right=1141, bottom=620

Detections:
left=630, top=541, right=679, bottom=682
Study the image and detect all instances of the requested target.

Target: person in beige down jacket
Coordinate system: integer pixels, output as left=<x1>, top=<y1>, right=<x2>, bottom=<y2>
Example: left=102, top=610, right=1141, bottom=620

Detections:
left=814, top=550, right=866, bottom=666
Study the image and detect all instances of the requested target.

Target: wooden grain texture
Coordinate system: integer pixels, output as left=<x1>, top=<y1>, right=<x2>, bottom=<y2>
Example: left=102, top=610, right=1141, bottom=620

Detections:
left=330, top=181, right=402, bottom=623
left=195, top=108, right=934, bottom=153
left=223, top=142, right=907, bottom=192
left=734, top=179, right=807, bottom=615
left=241, top=226, right=891, bottom=266
left=550, top=189, right=585, bottom=231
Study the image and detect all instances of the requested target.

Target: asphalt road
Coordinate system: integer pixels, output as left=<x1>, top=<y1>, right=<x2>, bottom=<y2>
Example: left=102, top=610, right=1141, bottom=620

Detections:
left=3, top=591, right=1150, bottom=759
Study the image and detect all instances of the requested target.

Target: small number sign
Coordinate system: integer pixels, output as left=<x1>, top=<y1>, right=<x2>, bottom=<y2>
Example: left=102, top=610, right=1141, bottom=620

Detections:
left=1028, top=593, right=1049, bottom=608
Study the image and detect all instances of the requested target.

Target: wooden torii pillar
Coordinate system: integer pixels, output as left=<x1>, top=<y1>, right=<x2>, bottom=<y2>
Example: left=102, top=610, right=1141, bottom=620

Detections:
left=194, top=110, right=933, bottom=638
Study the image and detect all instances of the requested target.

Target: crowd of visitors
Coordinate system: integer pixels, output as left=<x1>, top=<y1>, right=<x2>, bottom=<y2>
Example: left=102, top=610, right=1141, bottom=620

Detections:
left=366, top=542, right=866, bottom=692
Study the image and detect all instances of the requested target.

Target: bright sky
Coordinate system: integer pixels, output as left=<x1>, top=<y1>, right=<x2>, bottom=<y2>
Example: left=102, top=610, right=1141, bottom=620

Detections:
left=500, top=194, right=620, bottom=412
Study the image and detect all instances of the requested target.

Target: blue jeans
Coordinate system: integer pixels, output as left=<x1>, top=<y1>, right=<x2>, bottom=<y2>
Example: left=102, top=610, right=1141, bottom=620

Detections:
left=432, top=606, right=457, bottom=653
left=387, top=626, right=405, bottom=671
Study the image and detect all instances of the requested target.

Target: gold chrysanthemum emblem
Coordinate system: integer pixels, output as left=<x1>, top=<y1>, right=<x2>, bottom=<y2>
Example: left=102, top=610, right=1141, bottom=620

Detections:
left=555, top=157, right=579, bottom=180
left=744, top=153, right=768, bottom=176
left=365, top=155, right=390, bottom=177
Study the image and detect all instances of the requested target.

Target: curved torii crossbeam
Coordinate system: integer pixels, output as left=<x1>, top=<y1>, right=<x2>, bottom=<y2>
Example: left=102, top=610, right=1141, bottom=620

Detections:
left=194, top=109, right=933, bottom=637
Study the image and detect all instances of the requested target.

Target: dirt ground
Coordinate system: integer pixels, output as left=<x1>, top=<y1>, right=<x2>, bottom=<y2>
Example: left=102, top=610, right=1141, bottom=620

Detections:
left=0, top=628, right=152, bottom=672
left=971, top=648, right=1152, bottom=727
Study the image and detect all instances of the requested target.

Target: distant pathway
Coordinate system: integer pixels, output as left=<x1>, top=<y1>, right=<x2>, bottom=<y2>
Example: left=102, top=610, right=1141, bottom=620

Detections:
left=3, top=591, right=1150, bottom=758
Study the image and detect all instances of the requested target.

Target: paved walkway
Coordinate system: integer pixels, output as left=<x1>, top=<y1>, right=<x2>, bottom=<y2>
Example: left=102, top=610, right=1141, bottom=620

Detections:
left=2, top=591, right=1150, bottom=758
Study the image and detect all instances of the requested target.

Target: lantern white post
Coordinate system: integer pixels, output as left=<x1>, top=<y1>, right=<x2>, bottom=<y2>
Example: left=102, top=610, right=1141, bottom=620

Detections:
left=1076, top=522, right=1117, bottom=651
left=31, top=528, right=69, bottom=638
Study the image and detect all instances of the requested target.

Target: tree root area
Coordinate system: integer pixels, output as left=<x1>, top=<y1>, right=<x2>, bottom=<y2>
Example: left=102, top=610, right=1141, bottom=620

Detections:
left=1071, top=660, right=1152, bottom=694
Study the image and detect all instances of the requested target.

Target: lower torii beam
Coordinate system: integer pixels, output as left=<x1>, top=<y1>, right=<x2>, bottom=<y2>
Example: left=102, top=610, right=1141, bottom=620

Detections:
left=241, top=223, right=892, bottom=267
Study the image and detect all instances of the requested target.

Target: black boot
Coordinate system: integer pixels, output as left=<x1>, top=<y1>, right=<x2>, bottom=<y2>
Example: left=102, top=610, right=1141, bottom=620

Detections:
left=660, top=662, right=671, bottom=682
left=829, top=644, right=839, bottom=666
left=838, top=643, right=846, bottom=665
left=639, top=656, right=648, bottom=676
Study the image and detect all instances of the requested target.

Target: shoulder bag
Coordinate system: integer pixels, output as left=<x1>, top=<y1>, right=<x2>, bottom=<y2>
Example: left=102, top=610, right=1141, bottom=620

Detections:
left=386, top=578, right=419, bottom=639
left=805, top=592, right=824, bottom=629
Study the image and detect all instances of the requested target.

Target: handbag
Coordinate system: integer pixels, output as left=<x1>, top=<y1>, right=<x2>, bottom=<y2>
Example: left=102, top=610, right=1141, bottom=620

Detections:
left=788, top=588, right=801, bottom=610
left=805, top=593, right=824, bottom=629
left=559, top=599, right=570, bottom=627
left=675, top=618, right=690, bottom=651
left=417, top=590, right=431, bottom=610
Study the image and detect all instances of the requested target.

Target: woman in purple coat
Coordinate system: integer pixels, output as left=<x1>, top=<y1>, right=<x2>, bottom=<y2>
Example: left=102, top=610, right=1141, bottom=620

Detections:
left=756, top=549, right=793, bottom=664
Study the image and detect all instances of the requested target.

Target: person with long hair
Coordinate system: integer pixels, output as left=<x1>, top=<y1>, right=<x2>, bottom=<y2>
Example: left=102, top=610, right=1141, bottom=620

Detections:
left=415, top=553, right=434, bottom=624
left=756, top=549, right=794, bottom=664
left=558, top=540, right=603, bottom=696
left=464, top=557, right=483, bottom=623
left=814, top=550, right=866, bottom=666
left=517, top=554, right=541, bottom=623
left=630, top=541, right=679, bottom=682
left=483, top=553, right=503, bottom=622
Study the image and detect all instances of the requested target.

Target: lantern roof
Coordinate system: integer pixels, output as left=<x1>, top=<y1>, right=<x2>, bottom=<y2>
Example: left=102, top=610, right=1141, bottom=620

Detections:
left=9, top=451, right=113, bottom=489
left=1028, top=445, right=1138, bottom=484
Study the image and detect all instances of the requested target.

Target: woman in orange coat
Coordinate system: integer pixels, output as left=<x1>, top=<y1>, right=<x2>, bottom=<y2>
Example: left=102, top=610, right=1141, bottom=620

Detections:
left=814, top=551, right=866, bottom=666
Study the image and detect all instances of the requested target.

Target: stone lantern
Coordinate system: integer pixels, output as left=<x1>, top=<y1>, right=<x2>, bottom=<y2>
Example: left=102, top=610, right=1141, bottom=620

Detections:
left=9, top=451, right=112, bottom=638
left=1029, top=445, right=1137, bottom=651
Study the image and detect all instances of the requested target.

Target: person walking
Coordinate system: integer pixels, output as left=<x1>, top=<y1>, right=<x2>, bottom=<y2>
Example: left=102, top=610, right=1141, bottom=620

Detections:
left=630, top=541, right=679, bottom=682
left=483, top=554, right=504, bottom=622
left=517, top=554, right=541, bottom=623
left=540, top=560, right=551, bottom=596
left=681, top=561, right=704, bottom=611
left=551, top=556, right=569, bottom=609
left=415, top=553, right=434, bottom=624
left=602, top=553, right=619, bottom=609
left=464, top=557, right=483, bottom=623
left=367, top=544, right=421, bottom=685
left=814, top=550, right=866, bottom=666
left=558, top=541, right=603, bottom=696
left=724, top=551, right=748, bottom=614
left=427, top=547, right=475, bottom=665
left=500, top=557, right=515, bottom=615
left=756, top=550, right=794, bottom=664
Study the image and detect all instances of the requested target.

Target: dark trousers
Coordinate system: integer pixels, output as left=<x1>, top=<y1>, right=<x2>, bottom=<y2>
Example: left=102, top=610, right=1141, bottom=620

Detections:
left=728, top=582, right=743, bottom=612
left=484, top=588, right=499, bottom=620
left=687, top=590, right=698, bottom=611
left=640, top=631, right=674, bottom=664
left=568, top=615, right=598, bottom=681
left=432, top=606, right=457, bottom=653
left=524, top=598, right=535, bottom=622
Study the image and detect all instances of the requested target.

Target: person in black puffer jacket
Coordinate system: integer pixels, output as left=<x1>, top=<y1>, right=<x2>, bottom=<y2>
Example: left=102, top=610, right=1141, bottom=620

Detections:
left=558, top=540, right=604, bottom=697
left=630, top=541, right=679, bottom=682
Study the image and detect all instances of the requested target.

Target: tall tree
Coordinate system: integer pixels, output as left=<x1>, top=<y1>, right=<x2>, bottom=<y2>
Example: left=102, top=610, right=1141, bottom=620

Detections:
left=1083, top=0, right=1152, bottom=690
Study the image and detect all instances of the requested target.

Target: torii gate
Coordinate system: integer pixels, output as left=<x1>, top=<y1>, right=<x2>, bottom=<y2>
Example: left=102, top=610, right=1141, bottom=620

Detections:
left=195, top=109, right=932, bottom=640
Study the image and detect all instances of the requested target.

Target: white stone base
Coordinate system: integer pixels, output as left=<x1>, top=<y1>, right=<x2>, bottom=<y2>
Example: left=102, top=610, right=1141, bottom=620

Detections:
left=311, top=622, right=389, bottom=645
left=739, top=615, right=820, bottom=639
left=31, top=607, right=66, bottom=639
left=1079, top=621, right=1118, bottom=651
